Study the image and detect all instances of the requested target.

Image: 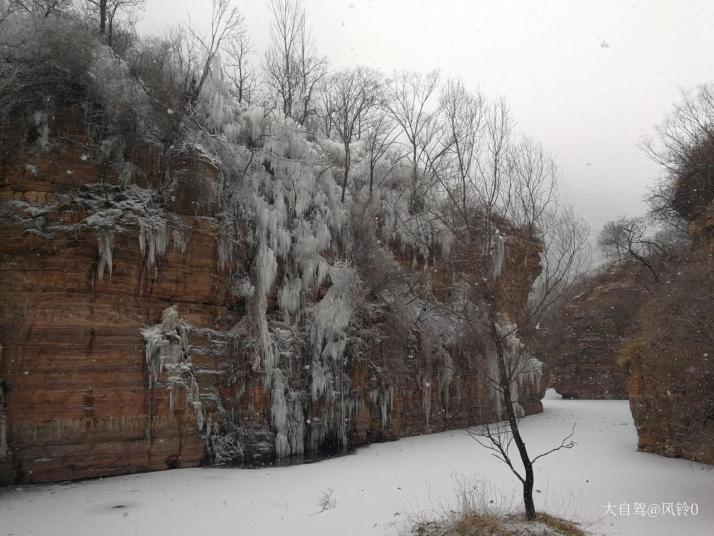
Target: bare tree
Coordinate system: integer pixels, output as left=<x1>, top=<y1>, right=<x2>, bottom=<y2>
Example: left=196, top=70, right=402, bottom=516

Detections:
left=467, top=418, right=575, bottom=516
left=83, top=0, right=144, bottom=46
left=263, top=0, right=327, bottom=125
left=432, top=89, right=516, bottom=236
left=598, top=216, right=665, bottom=280
left=385, top=70, right=442, bottom=194
left=223, top=27, right=256, bottom=104
left=363, top=106, right=399, bottom=194
left=479, top=100, right=516, bottom=223
left=525, top=205, right=591, bottom=330
left=644, top=83, right=714, bottom=225
left=324, top=67, right=381, bottom=202
left=187, top=0, right=244, bottom=105
left=643, top=84, right=714, bottom=176
left=432, top=235, right=577, bottom=521
left=645, top=177, right=689, bottom=236
left=6, top=0, right=69, bottom=19
left=404, top=81, right=580, bottom=521
left=436, top=79, right=487, bottom=229
left=509, top=138, right=558, bottom=236
left=368, top=81, right=575, bottom=521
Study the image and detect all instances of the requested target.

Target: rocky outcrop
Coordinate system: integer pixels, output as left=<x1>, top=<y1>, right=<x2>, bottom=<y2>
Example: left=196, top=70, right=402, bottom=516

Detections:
left=540, top=265, right=643, bottom=400
left=0, top=110, right=545, bottom=484
left=624, top=210, right=714, bottom=464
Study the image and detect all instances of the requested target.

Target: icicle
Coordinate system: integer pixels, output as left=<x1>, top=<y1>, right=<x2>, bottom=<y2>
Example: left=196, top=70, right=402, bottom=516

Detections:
left=139, top=218, right=168, bottom=268
left=423, top=379, right=432, bottom=430
left=440, top=352, right=455, bottom=412
left=96, top=229, right=114, bottom=281
left=491, top=231, right=506, bottom=279
left=172, top=228, right=186, bottom=255
left=271, top=372, right=290, bottom=457
left=369, top=384, right=394, bottom=429
left=311, top=361, right=334, bottom=401
left=271, top=372, right=306, bottom=457
left=278, top=276, right=303, bottom=319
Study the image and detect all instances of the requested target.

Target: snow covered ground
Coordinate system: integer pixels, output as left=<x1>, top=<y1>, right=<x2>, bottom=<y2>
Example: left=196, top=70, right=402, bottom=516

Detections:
left=1, top=393, right=712, bottom=536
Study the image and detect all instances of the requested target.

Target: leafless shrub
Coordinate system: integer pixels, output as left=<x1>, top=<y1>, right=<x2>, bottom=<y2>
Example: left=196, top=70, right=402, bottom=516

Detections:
left=312, top=487, right=336, bottom=515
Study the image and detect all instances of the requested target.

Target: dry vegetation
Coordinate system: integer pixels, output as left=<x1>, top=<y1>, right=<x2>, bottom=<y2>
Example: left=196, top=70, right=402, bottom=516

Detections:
left=414, top=512, right=586, bottom=536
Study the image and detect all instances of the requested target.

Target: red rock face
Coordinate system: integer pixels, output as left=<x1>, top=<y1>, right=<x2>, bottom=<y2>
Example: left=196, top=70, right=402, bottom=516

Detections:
left=544, top=266, right=640, bottom=400
left=0, top=116, right=544, bottom=484
left=624, top=233, right=714, bottom=465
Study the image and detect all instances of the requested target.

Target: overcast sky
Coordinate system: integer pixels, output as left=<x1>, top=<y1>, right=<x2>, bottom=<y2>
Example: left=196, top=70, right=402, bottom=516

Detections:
left=138, top=0, right=714, bottom=233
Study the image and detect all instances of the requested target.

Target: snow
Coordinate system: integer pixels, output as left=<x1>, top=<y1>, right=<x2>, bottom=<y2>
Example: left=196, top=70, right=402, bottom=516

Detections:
left=1, top=396, right=711, bottom=536
left=3, top=183, right=188, bottom=281
left=139, top=307, right=240, bottom=458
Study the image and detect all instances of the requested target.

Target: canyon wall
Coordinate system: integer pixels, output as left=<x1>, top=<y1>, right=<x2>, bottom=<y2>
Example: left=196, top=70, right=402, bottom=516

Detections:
left=624, top=206, right=714, bottom=464
left=544, top=266, right=641, bottom=400
left=541, top=198, right=713, bottom=462
left=0, top=110, right=544, bottom=484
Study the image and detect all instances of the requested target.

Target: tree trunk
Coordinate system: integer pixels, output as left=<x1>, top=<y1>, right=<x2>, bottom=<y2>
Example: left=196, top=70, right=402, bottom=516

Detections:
left=99, top=0, right=107, bottom=36
left=488, top=310, right=537, bottom=521
left=412, top=142, right=418, bottom=186
left=341, top=145, right=351, bottom=203
left=107, top=10, right=115, bottom=47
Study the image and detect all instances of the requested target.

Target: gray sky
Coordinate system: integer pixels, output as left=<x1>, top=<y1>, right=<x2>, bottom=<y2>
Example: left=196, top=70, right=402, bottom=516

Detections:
left=139, top=0, right=714, bottom=232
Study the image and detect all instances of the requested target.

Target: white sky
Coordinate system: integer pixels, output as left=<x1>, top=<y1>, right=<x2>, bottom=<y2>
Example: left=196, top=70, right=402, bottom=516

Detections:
left=138, top=0, right=714, bottom=232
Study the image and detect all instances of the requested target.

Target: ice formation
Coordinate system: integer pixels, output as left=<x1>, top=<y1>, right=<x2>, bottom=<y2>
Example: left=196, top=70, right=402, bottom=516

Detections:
left=491, top=229, right=506, bottom=280
left=141, top=306, right=243, bottom=463
left=96, top=229, right=114, bottom=280
left=199, top=95, right=358, bottom=456
left=368, top=384, right=394, bottom=429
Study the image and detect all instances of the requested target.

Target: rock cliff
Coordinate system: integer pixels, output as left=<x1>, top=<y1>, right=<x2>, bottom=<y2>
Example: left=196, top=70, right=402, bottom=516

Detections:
left=0, top=107, right=544, bottom=484
left=541, top=265, right=641, bottom=400
left=624, top=207, right=714, bottom=464
left=541, top=197, right=713, bottom=463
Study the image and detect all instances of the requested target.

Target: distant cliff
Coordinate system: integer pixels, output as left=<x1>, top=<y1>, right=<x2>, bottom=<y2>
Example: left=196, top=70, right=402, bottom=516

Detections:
left=536, top=264, right=641, bottom=400
left=541, top=183, right=713, bottom=464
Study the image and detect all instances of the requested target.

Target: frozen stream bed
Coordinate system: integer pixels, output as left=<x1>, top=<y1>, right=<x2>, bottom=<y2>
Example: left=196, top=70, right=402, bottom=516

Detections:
left=1, top=394, right=712, bottom=535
